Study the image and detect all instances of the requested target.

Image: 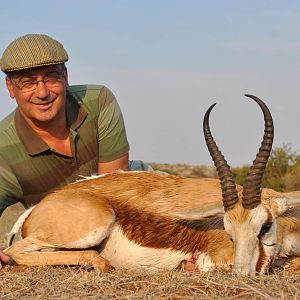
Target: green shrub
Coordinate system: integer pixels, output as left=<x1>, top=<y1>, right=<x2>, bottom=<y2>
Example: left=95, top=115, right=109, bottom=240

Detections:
left=283, top=163, right=300, bottom=191
left=232, top=166, right=250, bottom=186
left=232, top=145, right=300, bottom=192
left=262, top=145, right=298, bottom=191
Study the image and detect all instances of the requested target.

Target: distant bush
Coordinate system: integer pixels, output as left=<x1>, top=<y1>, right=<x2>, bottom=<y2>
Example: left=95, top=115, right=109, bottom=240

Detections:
left=150, top=145, right=300, bottom=192
left=263, top=145, right=300, bottom=191
left=149, top=163, right=217, bottom=178
left=232, top=145, right=300, bottom=192
left=232, top=166, right=250, bottom=186
left=283, top=163, right=300, bottom=191
left=189, top=166, right=217, bottom=178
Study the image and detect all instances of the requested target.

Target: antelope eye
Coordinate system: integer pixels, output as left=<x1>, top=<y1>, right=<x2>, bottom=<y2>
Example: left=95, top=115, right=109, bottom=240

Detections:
left=259, top=222, right=273, bottom=238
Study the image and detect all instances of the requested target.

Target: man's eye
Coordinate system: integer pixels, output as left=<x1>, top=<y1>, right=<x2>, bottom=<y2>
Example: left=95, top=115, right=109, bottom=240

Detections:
left=44, top=75, right=61, bottom=83
left=46, top=75, right=57, bottom=80
left=21, top=80, right=36, bottom=87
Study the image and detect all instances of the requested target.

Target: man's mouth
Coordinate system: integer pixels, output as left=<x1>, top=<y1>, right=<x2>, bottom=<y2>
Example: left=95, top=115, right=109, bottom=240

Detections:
left=32, top=99, right=55, bottom=109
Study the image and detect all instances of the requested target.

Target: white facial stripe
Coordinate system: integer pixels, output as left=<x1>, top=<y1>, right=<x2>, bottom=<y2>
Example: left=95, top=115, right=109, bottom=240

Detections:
left=224, top=204, right=277, bottom=276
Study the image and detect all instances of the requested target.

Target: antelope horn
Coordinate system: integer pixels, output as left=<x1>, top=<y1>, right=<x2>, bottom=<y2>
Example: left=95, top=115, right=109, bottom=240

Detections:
left=242, top=94, right=274, bottom=209
left=203, top=103, right=239, bottom=211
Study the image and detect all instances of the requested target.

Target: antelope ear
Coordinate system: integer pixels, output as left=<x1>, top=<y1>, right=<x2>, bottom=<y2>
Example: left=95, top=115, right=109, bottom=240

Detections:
left=274, top=192, right=300, bottom=215
left=170, top=201, right=225, bottom=219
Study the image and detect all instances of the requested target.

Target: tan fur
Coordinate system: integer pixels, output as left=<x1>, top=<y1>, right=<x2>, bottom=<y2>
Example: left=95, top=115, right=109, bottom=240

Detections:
left=4, top=172, right=300, bottom=274
left=276, top=208, right=300, bottom=257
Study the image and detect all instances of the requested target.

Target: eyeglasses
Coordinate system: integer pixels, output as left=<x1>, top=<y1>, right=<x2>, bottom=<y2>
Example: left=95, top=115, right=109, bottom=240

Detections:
left=10, top=72, right=65, bottom=92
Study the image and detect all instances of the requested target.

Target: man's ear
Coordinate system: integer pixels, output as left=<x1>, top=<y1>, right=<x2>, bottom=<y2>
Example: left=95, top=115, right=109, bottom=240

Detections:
left=5, top=77, right=16, bottom=99
left=64, top=67, right=69, bottom=87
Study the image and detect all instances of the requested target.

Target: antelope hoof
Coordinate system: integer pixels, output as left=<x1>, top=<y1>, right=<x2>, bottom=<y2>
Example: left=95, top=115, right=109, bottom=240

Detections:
left=92, top=257, right=112, bottom=272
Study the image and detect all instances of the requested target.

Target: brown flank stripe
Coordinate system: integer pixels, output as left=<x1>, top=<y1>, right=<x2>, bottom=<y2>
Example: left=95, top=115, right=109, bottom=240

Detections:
left=112, top=200, right=233, bottom=258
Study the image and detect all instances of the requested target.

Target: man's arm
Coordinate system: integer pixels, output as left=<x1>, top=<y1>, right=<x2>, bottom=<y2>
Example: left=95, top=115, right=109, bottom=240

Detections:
left=98, top=153, right=129, bottom=175
left=97, top=86, right=130, bottom=173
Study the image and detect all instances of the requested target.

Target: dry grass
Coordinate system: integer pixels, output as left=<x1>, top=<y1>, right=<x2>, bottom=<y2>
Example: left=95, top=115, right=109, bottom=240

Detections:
left=1, top=266, right=299, bottom=299
left=0, top=164, right=299, bottom=299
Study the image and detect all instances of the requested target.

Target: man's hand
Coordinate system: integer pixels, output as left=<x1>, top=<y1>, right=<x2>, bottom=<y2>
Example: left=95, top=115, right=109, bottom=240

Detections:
left=0, top=250, right=10, bottom=268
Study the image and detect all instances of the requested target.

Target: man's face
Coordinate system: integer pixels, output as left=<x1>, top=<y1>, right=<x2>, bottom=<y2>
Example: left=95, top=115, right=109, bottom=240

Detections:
left=5, top=64, right=68, bottom=125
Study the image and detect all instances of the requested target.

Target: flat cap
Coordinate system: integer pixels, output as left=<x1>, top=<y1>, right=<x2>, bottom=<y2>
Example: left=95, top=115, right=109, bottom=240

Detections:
left=0, top=34, right=68, bottom=73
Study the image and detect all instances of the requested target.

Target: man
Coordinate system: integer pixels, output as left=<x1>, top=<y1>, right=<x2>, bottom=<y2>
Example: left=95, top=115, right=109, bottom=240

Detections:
left=0, top=33, right=150, bottom=266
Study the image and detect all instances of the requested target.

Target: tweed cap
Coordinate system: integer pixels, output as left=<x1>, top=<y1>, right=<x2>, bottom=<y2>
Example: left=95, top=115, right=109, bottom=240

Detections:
left=0, top=34, right=68, bottom=73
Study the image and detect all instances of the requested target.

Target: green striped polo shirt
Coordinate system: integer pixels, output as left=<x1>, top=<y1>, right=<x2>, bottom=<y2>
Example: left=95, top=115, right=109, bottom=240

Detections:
left=0, top=85, right=129, bottom=214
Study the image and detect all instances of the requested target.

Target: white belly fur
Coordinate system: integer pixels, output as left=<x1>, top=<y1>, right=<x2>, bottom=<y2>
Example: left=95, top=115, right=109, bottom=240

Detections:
left=99, top=224, right=189, bottom=271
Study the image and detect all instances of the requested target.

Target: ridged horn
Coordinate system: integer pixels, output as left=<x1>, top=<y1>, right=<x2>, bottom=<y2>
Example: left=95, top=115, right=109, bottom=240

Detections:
left=242, top=94, right=274, bottom=209
left=203, top=103, right=239, bottom=211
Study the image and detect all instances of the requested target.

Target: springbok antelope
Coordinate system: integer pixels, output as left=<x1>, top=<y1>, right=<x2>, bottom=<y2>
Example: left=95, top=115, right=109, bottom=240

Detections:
left=3, top=95, right=300, bottom=276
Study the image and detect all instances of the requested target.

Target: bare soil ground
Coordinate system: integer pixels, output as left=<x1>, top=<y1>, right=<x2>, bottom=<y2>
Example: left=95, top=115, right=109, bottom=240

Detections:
left=0, top=164, right=299, bottom=299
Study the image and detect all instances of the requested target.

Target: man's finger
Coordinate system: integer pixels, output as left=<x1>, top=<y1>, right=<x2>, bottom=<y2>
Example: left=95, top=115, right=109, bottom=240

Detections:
left=0, top=251, right=11, bottom=263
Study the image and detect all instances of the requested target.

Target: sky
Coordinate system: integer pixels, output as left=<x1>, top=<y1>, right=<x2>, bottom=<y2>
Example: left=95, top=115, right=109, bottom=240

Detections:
left=1, top=1, right=300, bottom=166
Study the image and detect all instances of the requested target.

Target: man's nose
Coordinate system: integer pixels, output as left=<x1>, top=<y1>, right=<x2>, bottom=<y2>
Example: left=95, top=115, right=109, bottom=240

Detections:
left=35, top=80, right=50, bottom=98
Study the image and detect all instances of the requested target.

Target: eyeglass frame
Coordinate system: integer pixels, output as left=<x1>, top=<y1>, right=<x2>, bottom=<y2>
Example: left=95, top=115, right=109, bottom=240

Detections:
left=8, top=71, right=66, bottom=92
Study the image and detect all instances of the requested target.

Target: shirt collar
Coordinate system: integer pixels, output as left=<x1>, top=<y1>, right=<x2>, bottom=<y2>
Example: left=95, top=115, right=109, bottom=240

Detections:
left=14, top=93, right=88, bottom=155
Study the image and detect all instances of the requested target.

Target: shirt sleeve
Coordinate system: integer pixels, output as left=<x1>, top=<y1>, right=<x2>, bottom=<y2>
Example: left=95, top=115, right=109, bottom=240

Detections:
left=97, top=87, right=130, bottom=163
left=0, top=155, right=23, bottom=216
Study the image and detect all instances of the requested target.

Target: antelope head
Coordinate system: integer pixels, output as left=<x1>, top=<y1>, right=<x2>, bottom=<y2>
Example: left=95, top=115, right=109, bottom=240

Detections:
left=204, top=94, right=278, bottom=276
